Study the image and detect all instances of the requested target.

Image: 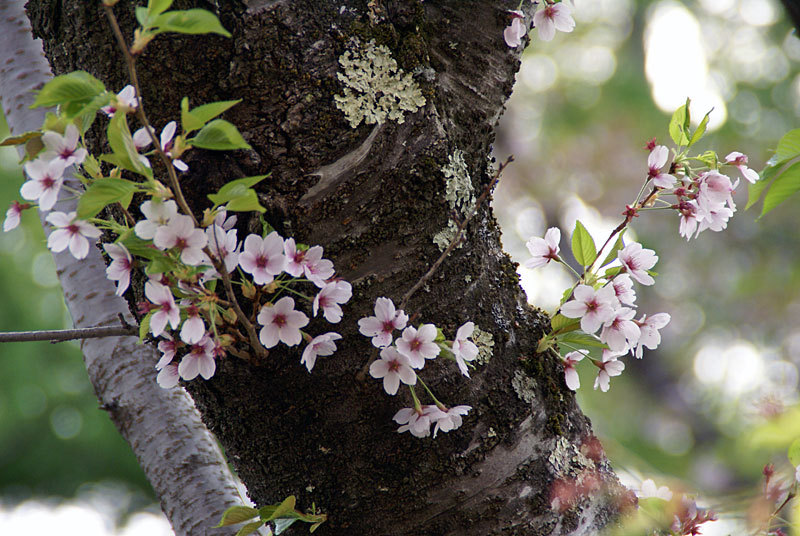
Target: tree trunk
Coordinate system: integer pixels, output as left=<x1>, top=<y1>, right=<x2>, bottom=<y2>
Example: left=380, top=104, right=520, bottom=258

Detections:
left=24, top=1, right=631, bottom=534
left=0, top=2, right=245, bottom=535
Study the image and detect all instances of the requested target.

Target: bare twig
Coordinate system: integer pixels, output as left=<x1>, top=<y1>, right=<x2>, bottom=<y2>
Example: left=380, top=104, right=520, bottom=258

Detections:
left=0, top=325, right=138, bottom=343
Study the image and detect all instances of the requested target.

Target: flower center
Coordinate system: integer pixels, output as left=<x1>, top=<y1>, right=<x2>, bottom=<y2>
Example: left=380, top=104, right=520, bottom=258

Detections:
left=273, top=314, right=286, bottom=328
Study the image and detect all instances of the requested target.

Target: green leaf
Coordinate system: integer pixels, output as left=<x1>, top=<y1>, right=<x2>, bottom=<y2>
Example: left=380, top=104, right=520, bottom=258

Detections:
left=550, top=313, right=579, bottom=334
left=216, top=506, right=259, bottom=527
left=668, top=101, right=690, bottom=146
left=556, top=332, right=608, bottom=349
left=151, top=9, right=232, bottom=37
left=32, top=71, right=106, bottom=108
left=236, top=521, right=268, bottom=536
left=107, top=112, right=151, bottom=177
left=570, top=220, right=596, bottom=268
left=599, top=231, right=625, bottom=268
left=694, top=150, right=718, bottom=169
left=274, top=518, right=299, bottom=535
left=148, top=0, right=174, bottom=17
left=261, top=496, right=297, bottom=522
left=207, top=175, right=268, bottom=211
left=135, top=6, right=150, bottom=27
left=788, top=438, right=800, bottom=467
left=77, top=178, right=141, bottom=219
left=309, top=521, right=324, bottom=533
left=0, top=131, right=41, bottom=147
left=745, top=170, right=774, bottom=210
left=769, top=128, right=800, bottom=166
left=180, top=97, right=205, bottom=133
left=604, top=266, right=622, bottom=279
left=139, top=311, right=154, bottom=342
left=188, top=99, right=241, bottom=126
left=687, top=108, right=712, bottom=147
left=191, top=119, right=251, bottom=150
left=760, top=161, right=800, bottom=217
left=146, top=255, right=176, bottom=275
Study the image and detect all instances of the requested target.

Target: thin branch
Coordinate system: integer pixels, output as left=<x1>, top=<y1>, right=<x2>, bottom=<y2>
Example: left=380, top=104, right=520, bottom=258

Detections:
left=0, top=325, right=138, bottom=343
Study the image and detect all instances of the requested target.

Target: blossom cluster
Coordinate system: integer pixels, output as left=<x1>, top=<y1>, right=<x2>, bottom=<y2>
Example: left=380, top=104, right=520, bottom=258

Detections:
left=504, top=0, right=575, bottom=48
left=359, top=297, right=475, bottom=438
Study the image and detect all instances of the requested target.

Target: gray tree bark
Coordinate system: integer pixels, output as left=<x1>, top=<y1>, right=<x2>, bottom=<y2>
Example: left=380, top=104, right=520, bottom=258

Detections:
left=0, top=2, right=245, bottom=535
left=21, top=0, right=633, bottom=534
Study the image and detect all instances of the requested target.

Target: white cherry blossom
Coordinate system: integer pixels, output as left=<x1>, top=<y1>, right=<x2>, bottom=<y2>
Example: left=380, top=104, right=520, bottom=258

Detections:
left=157, top=363, right=180, bottom=389
left=102, top=85, right=137, bottom=116
left=21, top=158, right=66, bottom=211
left=312, top=280, right=352, bottom=323
left=647, top=145, right=676, bottom=188
left=134, top=199, right=178, bottom=240
left=618, top=242, right=658, bottom=286
left=534, top=2, right=575, bottom=42
left=610, top=274, right=636, bottom=306
left=159, top=121, right=188, bottom=172
left=3, top=201, right=24, bottom=232
left=432, top=405, right=471, bottom=437
left=600, top=307, right=641, bottom=353
left=633, top=313, right=670, bottom=359
left=594, top=353, right=624, bottom=392
left=358, top=297, right=408, bottom=348
left=725, top=151, right=759, bottom=184
left=205, top=224, right=240, bottom=274
left=561, top=284, right=619, bottom=334
left=638, top=479, right=673, bottom=501
left=524, top=227, right=561, bottom=269
left=396, top=324, right=440, bottom=369
left=369, top=346, right=416, bottom=395
left=41, top=124, right=87, bottom=168
left=257, top=296, right=309, bottom=348
left=452, top=322, right=479, bottom=377
left=239, top=232, right=287, bottom=285
left=103, top=243, right=133, bottom=296
left=178, top=336, right=216, bottom=380
left=503, top=10, right=526, bottom=48
left=301, top=332, right=342, bottom=372
left=563, top=350, right=586, bottom=391
left=394, top=405, right=447, bottom=438
left=156, top=337, right=179, bottom=370
left=45, top=211, right=102, bottom=260
left=154, top=214, right=208, bottom=265
left=145, top=281, right=181, bottom=337
left=179, top=304, right=206, bottom=345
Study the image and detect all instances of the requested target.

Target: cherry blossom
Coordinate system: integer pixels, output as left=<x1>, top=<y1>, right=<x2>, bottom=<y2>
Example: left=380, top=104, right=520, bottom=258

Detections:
left=431, top=405, right=471, bottom=437
left=633, top=313, right=670, bottom=358
left=396, top=324, right=440, bottom=369
left=159, top=121, right=188, bottom=172
left=695, top=200, right=734, bottom=235
left=303, top=253, right=335, bottom=288
left=698, top=170, right=737, bottom=210
left=156, top=336, right=179, bottom=370
left=312, top=280, right=352, bottom=323
left=179, top=304, right=206, bottom=344
left=45, top=211, right=102, bottom=260
left=561, top=284, right=619, bottom=334
left=393, top=405, right=447, bottom=438
left=524, top=227, right=561, bottom=269
left=154, top=214, right=208, bottom=265
left=725, top=151, right=759, bottom=184
left=452, top=321, right=479, bottom=377
left=610, top=274, right=636, bottom=306
left=358, top=297, right=408, bottom=348
left=618, top=242, right=658, bottom=286
left=533, top=2, right=575, bottom=42
left=103, top=242, right=133, bottom=296
left=562, top=350, right=586, bottom=391
left=134, top=199, right=178, bottom=240
left=646, top=145, right=676, bottom=188
left=369, top=346, right=416, bottom=395
left=638, top=479, right=673, bottom=501
left=205, top=224, right=240, bottom=274
left=3, top=201, right=25, bottom=232
left=239, top=232, right=287, bottom=285
left=157, top=363, right=180, bottom=389
left=678, top=200, right=700, bottom=240
left=178, top=336, right=216, bottom=380
left=594, top=353, right=624, bottom=392
left=213, top=208, right=237, bottom=231
left=503, top=10, right=526, bottom=48
left=284, top=238, right=319, bottom=277
left=41, top=124, right=87, bottom=168
left=600, top=307, right=640, bottom=353
left=300, top=332, right=342, bottom=372
left=21, top=157, right=66, bottom=211
left=145, top=281, right=181, bottom=337
left=257, top=296, right=309, bottom=348
left=101, top=85, right=137, bottom=116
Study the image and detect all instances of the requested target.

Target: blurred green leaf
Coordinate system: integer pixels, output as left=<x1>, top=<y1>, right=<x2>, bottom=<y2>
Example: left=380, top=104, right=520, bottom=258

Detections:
left=788, top=438, right=800, bottom=467
left=760, top=161, right=800, bottom=217
left=687, top=108, right=711, bottom=148
left=571, top=220, right=596, bottom=268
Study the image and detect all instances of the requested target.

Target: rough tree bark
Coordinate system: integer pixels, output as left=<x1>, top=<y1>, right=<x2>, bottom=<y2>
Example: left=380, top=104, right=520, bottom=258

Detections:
left=0, top=2, right=245, bottom=535
left=23, top=1, right=633, bottom=534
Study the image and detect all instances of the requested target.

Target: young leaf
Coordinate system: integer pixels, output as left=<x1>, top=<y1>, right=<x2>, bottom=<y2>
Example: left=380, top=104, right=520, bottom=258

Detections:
left=570, top=220, right=597, bottom=268
left=693, top=150, right=718, bottom=169
left=236, top=521, right=268, bottom=536
left=550, top=313, right=579, bottom=334
left=180, top=97, right=205, bottom=133
left=135, top=7, right=151, bottom=28
left=788, top=438, right=800, bottom=467
left=32, top=71, right=106, bottom=108
left=151, top=9, right=232, bottom=37
left=770, top=128, right=800, bottom=166
left=274, top=518, right=299, bottom=535
left=556, top=332, right=608, bottom=349
left=77, top=178, right=141, bottom=219
left=216, top=506, right=260, bottom=527
left=760, top=161, right=800, bottom=217
left=148, top=0, right=174, bottom=17
left=139, top=311, right=154, bottom=342
left=745, top=170, right=773, bottom=211
left=0, top=130, right=41, bottom=147
left=599, top=230, right=625, bottom=268
left=208, top=175, right=267, bottom=212
left=668, top=101, right=690, bottom=146
left=187, top=99, right=241, bottom=128
left=191, top=119, right=251, bottom=150
left=687, top=108, right=712, bottom=148
left=107, top=112, right=151, bottom=177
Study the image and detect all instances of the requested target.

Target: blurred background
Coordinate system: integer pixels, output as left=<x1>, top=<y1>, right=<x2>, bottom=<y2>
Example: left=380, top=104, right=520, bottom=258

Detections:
left=0, top=0, right=798, bottom=534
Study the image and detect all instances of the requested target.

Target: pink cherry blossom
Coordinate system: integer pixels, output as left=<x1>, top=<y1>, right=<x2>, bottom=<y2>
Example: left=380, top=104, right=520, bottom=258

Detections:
left=393, top=405, right=447, bottom=438
left=647, top=145, right=676, bottom=188
left=157, top=363, right=180, bottom=389
left=695, top=199, right=734, bottom=234
left=618, top=242, right=658, bottom=286
left=563, top=350, right=586, bottom=391
left=45, top=211, right=102, bottom=260
left=452, top=321, right=479, bottom=377
left=41, top=124, right=87, bottom=168
left=205, top=224, right=240, bottom=274
left=179, top=304, right=206, bottom=344
left=284, top=238, right=316, bottom=277
left=213, top=208, right=237, bottom=231
left=156, top=336, right=179, bottom=370
left=303, top=253, right=335, bottom=288
left=600, top=307, right=641, bottom=353
left=300, top=332, right=342, bottom=372
left=698, top=170, right=737, bottom=210
left=159, top=121, right=188, bottom=172
left=312, top=280, right=352, bottom=323
left=633, top=313, right=670, bottom=358
left=503, top=11, right=527, bottom=48
left=178, top=336, right=216, bottom=380
left=431, top=405, right=471, bottom=437
left=103, top=243, right=133, bottom=296
left=21, top=158, right=66, bottom=211
left=610, top=274, right=636, bottom=306
left=396, top=324, right=440, bottom=369
left=678, top=200, right=700, bottom=241
left=134, top=199, right=178, bottom=240
left=594, top=354, right=625, bottom=392
left=561, top=284, right=619, bottom=334
left=725, top=151, right=759, bottom=184
left=102, top=85, right=137, bottom=116
left=154, top=214, right=208, bottom=265
left=239, top=232, right=287, bottom=285
left=3, top=201, right=25, bottom=232
left=369, top=346, right=416, bottom=395
left=358, top=297, right=408, bottom=348
left=524, top=227, right=561, bottom=269
left=257, top=296, right=309, bottom=348
left=533, top=2, right=575, bottom=42
left=145, top=281, right=181, bottom=337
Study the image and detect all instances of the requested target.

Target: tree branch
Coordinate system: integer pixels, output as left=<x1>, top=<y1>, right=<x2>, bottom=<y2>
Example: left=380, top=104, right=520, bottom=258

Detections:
left=0, top=325, right=137, bottom=343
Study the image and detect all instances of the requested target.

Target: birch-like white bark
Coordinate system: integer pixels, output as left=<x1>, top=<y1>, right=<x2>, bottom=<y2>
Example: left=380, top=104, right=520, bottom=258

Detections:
left=0, top=2, right=246, bottom=534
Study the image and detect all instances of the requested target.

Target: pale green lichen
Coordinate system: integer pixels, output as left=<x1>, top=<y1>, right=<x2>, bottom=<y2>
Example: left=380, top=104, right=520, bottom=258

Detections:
left=434, top=149, right=475, bottom=251
left=512, top=370, right=536, bottom=404
left=473, top=326, right=495, bottom=365
left=334, top=39, right=426, bottom=128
